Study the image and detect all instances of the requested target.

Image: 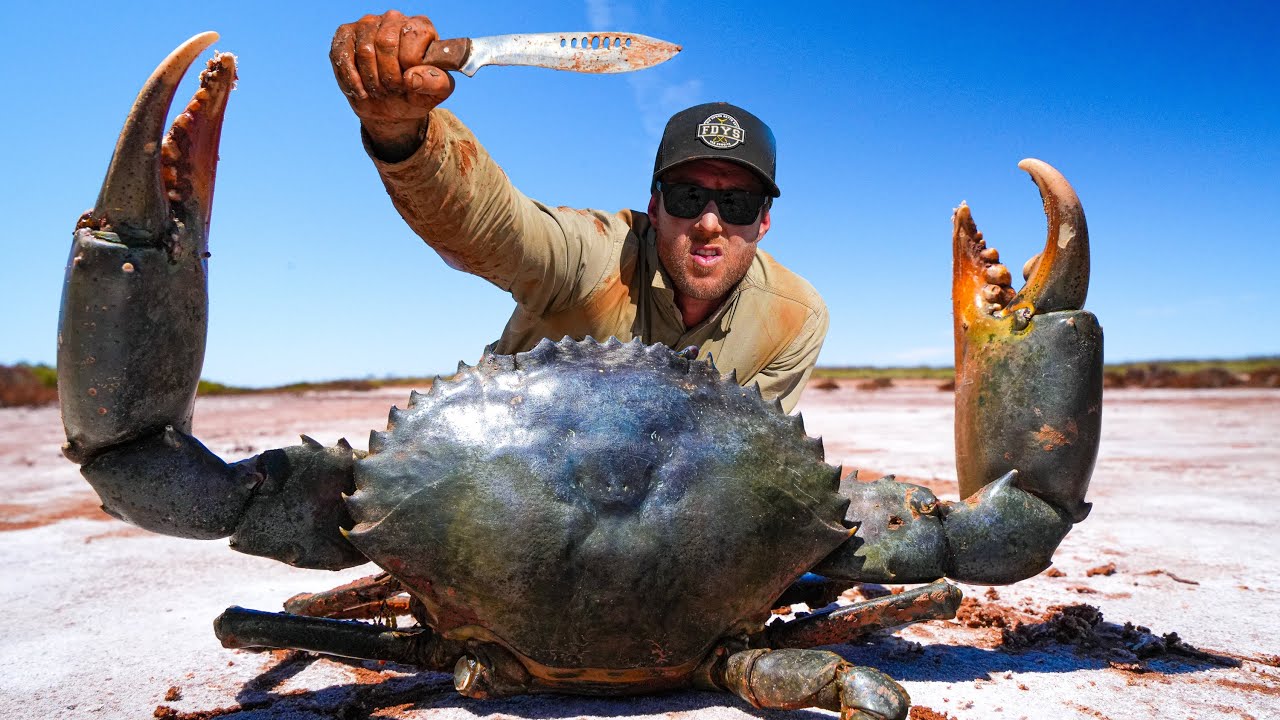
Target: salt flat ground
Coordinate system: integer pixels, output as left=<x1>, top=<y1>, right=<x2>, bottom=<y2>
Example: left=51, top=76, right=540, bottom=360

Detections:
left=1, top=382, right=1276, bottom=719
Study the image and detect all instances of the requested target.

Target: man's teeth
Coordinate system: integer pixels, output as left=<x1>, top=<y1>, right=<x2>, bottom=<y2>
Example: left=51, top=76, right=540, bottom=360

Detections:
left=694, top=248, right=719, bottom=256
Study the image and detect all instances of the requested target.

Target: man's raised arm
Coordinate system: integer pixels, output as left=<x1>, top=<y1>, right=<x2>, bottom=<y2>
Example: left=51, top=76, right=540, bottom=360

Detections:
left=330, top=11, right=614, bottom=315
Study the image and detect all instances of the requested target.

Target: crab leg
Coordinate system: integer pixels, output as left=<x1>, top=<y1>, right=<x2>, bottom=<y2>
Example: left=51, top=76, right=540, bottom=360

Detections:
left=714, top=648, right=909, bottom=720
left=215, top=606, right=460, bottom=670
left=56, top=36, right=364, bottom=570
left=814, top=161, right=1101, bottom=585
left=765, top=581, right=962, bottom=649
left=284, top=572, right=412, bottom=620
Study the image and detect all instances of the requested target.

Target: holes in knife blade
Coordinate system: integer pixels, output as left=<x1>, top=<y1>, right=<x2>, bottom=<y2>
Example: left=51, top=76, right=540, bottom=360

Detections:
left=591, top=36, right=600, bottom=49
left=561, top=38, right=567, bottom=47
left=625, top=38, right=632, bottom=47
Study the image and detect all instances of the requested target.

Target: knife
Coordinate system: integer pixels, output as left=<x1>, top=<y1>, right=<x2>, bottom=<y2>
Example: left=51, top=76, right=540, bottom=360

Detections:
left=420, top=32, right=681, bottom=77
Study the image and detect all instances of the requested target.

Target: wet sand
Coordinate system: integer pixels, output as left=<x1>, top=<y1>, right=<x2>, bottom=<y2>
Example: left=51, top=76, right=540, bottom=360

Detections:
left=1, top=382, right=1276, bottom=719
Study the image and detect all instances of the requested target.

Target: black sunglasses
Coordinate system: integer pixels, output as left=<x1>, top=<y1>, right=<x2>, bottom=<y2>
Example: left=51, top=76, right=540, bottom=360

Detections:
left=656, top=182, right=770, bottom=225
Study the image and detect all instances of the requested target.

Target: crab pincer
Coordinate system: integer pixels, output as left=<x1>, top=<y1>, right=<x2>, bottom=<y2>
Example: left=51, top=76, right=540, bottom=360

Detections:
left=952, top=159, right=1102, bottom=521
left=59, top=32, right=228, bottom=463
left=814, top=159, right=1101, bottom=586
left=57, top=35, right=362, bottom=568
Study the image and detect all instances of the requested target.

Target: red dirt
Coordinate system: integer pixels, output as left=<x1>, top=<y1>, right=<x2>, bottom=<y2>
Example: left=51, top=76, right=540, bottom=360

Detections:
left=1087, top=562, right=1118, bottom=577
left=909, top=707, right=956, bottom=720
left=1140, top=569, right=1200, bottom=585
left=0, top=494, right=113, bottom=531
left=454, top=138, right=478, bottom=178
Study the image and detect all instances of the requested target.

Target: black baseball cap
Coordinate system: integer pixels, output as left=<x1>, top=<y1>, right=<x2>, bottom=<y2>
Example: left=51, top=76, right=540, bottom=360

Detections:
left=651, top=102, right=780, bottom=197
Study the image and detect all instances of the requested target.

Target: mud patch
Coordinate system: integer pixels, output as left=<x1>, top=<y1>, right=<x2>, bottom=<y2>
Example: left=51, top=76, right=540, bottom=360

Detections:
left=951, top=597, right=1236, bottom=672
left=1002, top=603, right=1235, bottom=670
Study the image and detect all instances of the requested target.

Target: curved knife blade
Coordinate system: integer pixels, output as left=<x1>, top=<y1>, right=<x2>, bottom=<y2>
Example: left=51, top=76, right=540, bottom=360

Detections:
left=422, top=32, right=681, bottom=77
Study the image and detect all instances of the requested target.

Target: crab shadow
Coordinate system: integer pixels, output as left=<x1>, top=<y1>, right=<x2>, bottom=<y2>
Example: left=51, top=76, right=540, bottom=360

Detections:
left=221, top=651, right=826, bottom=719
left=213, top=620, right=1237, bottom=720
left=828, top=629, right=1238, bottom=684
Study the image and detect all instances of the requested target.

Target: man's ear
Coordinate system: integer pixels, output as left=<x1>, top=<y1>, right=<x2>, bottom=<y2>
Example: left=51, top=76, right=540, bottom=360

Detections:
left=755, top=206, right=772, bottom=242
left=647, top=191, right=661, bottom=225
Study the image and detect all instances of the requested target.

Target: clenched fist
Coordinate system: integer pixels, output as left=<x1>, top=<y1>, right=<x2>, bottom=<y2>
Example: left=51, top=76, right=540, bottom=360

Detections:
left=331, top=10, right=456, bottom=161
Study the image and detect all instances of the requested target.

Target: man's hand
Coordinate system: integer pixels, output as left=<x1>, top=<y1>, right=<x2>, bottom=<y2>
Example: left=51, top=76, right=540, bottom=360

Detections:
left=331, top=10, right=456, bottom=161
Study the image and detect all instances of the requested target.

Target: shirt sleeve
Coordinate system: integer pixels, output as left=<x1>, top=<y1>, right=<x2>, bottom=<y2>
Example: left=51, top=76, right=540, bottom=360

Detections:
left=750, top=304, right=830, bottom=414
left=366, top=109, right=618, bottom=316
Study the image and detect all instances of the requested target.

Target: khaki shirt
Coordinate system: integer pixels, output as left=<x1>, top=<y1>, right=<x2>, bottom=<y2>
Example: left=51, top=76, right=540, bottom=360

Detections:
left=370, top=109, right=828, bottom=413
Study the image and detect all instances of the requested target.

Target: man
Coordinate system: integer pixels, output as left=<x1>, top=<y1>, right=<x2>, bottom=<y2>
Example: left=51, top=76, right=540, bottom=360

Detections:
left=331, top=11, right=828, bottom=412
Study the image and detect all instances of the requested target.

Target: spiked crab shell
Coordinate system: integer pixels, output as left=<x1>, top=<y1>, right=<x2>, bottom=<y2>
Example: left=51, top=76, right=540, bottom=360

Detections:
left=344, top=337, right=853, bottom=681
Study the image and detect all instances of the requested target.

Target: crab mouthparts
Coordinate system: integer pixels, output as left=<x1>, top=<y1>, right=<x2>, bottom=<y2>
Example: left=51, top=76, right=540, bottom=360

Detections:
left=87, top=32, right=236, bottom=247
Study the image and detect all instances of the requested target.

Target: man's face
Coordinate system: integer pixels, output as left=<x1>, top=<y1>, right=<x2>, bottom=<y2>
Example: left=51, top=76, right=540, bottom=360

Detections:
left=648, top=159, right=772, bottom=317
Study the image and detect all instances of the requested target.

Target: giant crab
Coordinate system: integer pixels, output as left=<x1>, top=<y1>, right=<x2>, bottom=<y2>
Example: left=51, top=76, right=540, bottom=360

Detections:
left=56, top=34, right=1102, bottom=720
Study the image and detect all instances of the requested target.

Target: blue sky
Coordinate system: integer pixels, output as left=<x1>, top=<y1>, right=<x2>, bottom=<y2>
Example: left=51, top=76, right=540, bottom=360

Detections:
left=3, top=1, right=1277, bottom=386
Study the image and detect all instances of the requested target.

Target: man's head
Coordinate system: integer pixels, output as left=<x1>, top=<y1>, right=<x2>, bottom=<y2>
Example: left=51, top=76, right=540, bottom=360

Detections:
left=647, top=103, right=779, bottom=325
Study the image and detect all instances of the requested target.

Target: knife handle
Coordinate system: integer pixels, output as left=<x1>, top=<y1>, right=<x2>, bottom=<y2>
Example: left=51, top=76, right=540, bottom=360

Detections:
left=421, top=38, right=471, bottom=72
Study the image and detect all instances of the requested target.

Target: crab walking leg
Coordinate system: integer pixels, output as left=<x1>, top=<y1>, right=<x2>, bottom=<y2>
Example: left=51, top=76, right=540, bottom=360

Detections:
left=57, top=36, right=365, bottom=570
left=284, top=572, right=412, bottom=619
left=765, top=581, right=962, bottom=648
left=215, top=606, right=461, bottom=670
left=714, top=648, right=909, bottom=720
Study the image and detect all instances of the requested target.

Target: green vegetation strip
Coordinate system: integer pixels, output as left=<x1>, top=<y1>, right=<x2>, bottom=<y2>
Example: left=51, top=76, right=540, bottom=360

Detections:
left=5, top=356, right=1279, bottom=398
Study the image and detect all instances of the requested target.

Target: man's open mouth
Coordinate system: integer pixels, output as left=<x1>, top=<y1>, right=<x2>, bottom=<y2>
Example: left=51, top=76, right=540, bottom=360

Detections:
left=692, top=247, right=722, bottom=267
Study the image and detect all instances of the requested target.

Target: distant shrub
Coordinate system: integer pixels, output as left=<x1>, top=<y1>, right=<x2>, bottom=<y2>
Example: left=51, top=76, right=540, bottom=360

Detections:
left=0, top=363, right=58, bottom=408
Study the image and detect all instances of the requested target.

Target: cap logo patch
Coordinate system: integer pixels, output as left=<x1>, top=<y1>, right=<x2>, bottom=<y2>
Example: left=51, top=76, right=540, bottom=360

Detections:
left=697, top=113, right=745, bottom=149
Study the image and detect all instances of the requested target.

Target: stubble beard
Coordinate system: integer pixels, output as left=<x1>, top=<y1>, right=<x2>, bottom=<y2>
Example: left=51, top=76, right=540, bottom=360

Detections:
left=659, top=235, right=756, bottom=303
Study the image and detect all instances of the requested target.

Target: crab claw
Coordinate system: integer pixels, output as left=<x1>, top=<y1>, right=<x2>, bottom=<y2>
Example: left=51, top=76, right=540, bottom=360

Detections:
left=952, top=159, right=1102, bottom=522
left=58, top=33, right=235, bottom=461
